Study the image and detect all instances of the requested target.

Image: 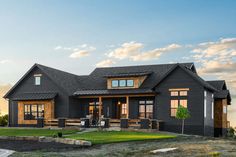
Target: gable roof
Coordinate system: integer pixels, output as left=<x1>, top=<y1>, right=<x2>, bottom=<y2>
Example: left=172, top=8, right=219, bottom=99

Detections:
left=207, top=80, right=226, bottom=90
left=74, top=63, right=194, bottom=91
left=207, top=80, right=231, bottom=105
left=4, top=64, right=89, bottom=98
left=151, top=63, right=217, bottom=91
left=4, top=62, right=225, bottom=99
left=73, top=62, right=217, bottom=93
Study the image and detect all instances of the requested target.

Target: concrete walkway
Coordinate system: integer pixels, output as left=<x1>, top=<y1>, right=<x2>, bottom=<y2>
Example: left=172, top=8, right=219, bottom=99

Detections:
left=0, top=149, right=15, bottom=157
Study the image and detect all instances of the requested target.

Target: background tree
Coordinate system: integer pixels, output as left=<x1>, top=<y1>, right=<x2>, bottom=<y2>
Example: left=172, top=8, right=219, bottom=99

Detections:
left=176, top=105, right=190, bottom=134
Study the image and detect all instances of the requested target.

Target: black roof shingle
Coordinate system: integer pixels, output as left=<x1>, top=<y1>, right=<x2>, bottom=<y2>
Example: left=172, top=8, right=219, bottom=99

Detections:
left=12, top=92, right=57, bottom=101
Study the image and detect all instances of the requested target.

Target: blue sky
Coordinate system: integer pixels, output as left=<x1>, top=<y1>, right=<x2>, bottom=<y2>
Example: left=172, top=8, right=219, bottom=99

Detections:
left=0, top=0, right=235, bottom=83
left=0, top=0, right=236, bottom=125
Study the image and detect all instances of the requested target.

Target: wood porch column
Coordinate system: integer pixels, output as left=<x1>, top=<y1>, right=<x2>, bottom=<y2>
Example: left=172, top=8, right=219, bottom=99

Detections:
left=126, top=96, right=129, bottom=119
left=99, top=97, right=102, bottom=120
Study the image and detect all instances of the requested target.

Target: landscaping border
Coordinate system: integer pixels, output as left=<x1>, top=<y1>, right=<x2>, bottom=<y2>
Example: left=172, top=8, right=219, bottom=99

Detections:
left=0, top=136, right=91, bottom=146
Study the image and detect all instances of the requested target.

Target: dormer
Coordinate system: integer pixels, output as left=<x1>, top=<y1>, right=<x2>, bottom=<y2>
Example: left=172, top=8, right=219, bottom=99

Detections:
left=105, top=72, right=152, bottom=89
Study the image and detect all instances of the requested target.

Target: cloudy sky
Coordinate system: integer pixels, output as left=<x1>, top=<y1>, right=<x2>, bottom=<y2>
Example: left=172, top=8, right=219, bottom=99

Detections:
left=0, top=1, right=236, bottom=124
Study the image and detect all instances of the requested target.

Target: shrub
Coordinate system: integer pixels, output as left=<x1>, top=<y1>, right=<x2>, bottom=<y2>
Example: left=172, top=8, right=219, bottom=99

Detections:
left=0, top=114, right=8, bottom=126
left=227, top=127, right=235, bottom=137
left=58, top=132, right=63, bottom=138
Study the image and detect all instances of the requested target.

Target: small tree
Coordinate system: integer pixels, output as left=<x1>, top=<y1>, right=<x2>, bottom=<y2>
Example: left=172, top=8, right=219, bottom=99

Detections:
left=176, top=105, right=190, bottom=134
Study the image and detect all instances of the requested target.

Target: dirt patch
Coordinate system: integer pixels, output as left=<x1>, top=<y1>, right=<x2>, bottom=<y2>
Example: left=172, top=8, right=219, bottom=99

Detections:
left=5, top=136, right=236, bottom=157
left=0, top=139, right=81, bottom=152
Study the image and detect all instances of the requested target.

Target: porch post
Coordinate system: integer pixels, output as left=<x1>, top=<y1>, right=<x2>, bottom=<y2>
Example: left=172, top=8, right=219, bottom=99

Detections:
left=99, top=97, right=102, bottom=120
left=126, top=96, right=129, bottom=118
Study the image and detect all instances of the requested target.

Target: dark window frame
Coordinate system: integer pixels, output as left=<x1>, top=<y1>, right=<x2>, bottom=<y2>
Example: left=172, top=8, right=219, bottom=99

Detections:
left=127, top=79, right=134, bottom=87
left=111, top=80, right=119, bottom=87
left=111, top=79, right=135, bottom=88
left=139, top=100, right=154, bottom=119
left=170, top=90, right=188, bottom=117
left=24, top=104, right=44, bottom=120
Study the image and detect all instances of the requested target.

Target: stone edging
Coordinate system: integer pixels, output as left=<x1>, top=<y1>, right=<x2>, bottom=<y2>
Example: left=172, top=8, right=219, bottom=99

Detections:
left=0, top=136, right=92, bottom=146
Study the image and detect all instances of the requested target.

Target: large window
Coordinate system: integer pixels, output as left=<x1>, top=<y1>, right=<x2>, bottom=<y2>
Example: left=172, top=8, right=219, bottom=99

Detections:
left=170, top=89, right=188, bottom=117
left=24, top=104, right=44, bottom=120
left=170, top=99, right=188, bottom=117
left=111, top=79, right=134, bottom=88
left=139, top=100, right=153, bottom=119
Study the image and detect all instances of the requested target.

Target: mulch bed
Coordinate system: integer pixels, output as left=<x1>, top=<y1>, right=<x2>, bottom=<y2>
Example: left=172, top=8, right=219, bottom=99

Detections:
left=0, top=139, right=81, bottom=152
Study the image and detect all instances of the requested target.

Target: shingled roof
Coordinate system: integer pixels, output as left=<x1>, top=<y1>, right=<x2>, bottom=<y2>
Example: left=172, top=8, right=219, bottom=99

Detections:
left=12, top=92, right=57, bottom=101
left=207, top=80, right=226, bottom=90
left=74, top=63, right=216, bottom=93
left=207, top=80, right=231, bottom=104
left=4, top=64, right=89, bottom=98
left=4, top=62, right=221, bottom=98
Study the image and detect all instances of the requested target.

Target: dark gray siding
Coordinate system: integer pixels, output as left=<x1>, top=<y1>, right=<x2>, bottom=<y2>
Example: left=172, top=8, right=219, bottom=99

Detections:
left=204, top=90, right=214, bottom=136
left=8, top=67, right=70, bottom=124
left=102, top=98, right=113, bottom=118
left=8, top=100, right=18, bottom=127
left=129, top=98, right=139, bottom=119
left=155, top=67, right=205, bottom=135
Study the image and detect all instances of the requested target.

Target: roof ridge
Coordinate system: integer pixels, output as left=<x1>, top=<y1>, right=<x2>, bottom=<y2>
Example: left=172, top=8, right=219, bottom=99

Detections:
left=94, top=62, right=194, bottom=69
left=36, top=63, right=81, bottom=77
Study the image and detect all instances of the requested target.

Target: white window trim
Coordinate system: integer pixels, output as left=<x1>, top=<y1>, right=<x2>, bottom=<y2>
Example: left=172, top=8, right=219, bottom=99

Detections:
left=35, top=76, right=41, bottom=85
left=204, top=91, right=207, bottom=118
left=212, top=94, right=214, bottom=119
left=211, top=100, right=214, bottom=119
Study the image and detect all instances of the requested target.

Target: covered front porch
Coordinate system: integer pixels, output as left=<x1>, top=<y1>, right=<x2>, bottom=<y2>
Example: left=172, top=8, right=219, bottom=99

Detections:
left=79, top=94, right=155, bottom=123
left=45, top=93, right=162, bottom=129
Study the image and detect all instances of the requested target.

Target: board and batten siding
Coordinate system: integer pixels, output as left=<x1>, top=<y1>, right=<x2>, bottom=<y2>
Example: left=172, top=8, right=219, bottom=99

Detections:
left=154, top=67, right=206, bottom=135
left=204, top=90, right=214, bottom=136
left=8, top=67, right=70, bottom=126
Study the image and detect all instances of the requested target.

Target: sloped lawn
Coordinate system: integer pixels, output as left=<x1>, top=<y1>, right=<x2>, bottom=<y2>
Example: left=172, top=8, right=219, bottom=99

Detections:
left=0, top=128, right=77, bottom=137
left=67, top=131, right=176, bottom=144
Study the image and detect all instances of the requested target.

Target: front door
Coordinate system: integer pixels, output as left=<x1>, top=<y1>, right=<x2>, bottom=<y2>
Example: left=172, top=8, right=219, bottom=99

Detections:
left=89, top=101, right=99, bottom=126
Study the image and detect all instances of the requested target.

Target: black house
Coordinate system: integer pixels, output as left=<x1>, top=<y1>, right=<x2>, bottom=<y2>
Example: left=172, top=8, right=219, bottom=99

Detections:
left=4, top=62, right=231, bottom=136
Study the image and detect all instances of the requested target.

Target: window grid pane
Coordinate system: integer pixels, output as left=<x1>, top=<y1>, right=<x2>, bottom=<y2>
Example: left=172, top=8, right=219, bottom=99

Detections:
left=171, top=100, right=178, bottom=108
left=127, top=80, right=134, bottom=87
left=119, top=80, right=126, bottom=87
left=171, top=91, right=179, bottom=96
left=180, top=91, right=188, bottom=96
left=112, top=80, right=118, bottom=87
left=179, top=100, right=187, bottom=108
left=35, top=76, right=41, bottom=85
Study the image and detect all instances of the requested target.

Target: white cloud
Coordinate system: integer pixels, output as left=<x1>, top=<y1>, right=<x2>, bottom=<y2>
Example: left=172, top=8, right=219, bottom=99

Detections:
left=189, top=37, right=236, bottom=95
left=0, top=60, right=11, bottom=64
left=107, top=42, right=181, bottom=61
left=69, top=50, right=90, bottom=59
left=131, top=44, right=182, bottom=61
left=108, top=41, right=143, bottom=60
left=192, top=37, right=236, bottom=58
left=96, top=59, right=116, bottom=67
left=54, top=44, right=96, bottom=59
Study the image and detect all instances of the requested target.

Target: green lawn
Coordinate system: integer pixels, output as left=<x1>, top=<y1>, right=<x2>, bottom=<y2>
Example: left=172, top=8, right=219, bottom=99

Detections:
left=67, top=131, right=176, bottom=144
left=0, top=128, right=77, bottom=137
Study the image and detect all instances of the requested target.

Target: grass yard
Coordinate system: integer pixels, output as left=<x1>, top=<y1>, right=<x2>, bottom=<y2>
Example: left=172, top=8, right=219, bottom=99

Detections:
left=0, top=128, right=77, bottom=137
left=67, top=131, right=176, bottom=144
